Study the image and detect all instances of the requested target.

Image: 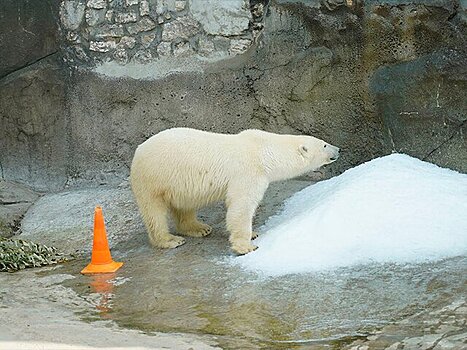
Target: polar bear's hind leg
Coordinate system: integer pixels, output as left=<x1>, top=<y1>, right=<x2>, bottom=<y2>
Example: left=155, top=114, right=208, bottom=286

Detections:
left=142, top=196, right=186, bottom=249
left=171, top=208, right=212, bottom=237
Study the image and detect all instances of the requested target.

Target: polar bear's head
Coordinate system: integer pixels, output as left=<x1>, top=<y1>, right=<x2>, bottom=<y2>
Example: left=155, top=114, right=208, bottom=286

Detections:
left=297, top=135, right=340, bottom=168
left=252, top=131, right=340, bottom=182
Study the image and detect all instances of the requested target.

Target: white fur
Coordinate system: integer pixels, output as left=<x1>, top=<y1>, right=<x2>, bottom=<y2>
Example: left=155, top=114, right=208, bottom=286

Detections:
left=130, top=128, right=339, bottom=254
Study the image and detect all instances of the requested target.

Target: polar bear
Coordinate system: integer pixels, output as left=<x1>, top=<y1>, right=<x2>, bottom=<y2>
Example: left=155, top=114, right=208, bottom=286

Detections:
left=130, top=128, right=339, bottom=255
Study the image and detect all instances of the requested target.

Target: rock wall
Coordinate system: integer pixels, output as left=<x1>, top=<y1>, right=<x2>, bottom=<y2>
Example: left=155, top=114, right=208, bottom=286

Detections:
left=0, top=0, right=466, bottom=192
left=60, top=0, right=262, bottom=67
left=0, top=0, right=60, bottom=79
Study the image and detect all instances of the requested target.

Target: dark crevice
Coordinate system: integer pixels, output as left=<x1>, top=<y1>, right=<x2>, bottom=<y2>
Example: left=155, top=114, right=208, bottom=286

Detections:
left=422, top=119, right=467, bottom=161
left=0, top=201, right=31, bottom=205
left=0, top=50, right=59, bottom=82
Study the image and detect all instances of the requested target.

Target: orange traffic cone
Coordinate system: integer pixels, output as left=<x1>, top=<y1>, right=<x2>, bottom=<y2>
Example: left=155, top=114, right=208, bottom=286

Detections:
left=81, top=206, right=123, bottom=274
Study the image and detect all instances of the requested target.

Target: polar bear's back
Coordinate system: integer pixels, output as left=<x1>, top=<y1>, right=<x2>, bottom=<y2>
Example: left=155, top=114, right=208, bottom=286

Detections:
left=130, top=128, right=253, bottom=209
left=136, top=128, right=240, bottom=170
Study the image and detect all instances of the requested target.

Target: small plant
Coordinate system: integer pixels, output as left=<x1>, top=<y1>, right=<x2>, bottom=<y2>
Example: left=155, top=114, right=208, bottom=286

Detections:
left=0, top=237, right=71, bottom=272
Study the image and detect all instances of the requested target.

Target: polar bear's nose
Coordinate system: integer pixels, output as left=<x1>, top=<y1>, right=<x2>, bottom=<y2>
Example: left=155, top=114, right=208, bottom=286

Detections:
left=328, top=145, right=340, bottom=161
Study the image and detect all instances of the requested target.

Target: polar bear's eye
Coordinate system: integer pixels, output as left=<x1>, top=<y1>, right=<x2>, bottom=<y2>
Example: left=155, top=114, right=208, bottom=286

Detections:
left=301, top=145, right=308, bottom=153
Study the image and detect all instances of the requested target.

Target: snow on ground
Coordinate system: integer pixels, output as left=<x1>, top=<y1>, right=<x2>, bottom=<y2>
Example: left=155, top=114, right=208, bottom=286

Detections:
left=235, top=154, right=467, bottom=276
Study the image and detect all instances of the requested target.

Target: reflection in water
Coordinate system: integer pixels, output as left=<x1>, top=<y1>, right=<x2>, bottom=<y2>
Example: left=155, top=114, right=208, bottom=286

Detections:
left=88, top=273, right=116, bottom=315
left=67, top=240, right=466, bottom=349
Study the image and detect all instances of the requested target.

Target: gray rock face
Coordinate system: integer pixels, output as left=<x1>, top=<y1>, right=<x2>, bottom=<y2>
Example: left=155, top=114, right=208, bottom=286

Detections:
left=364, top=0, right=467, bottom=171
left=63, top=68, right=258, bottom=185
left=0, top=0, right=60, bottom=78
left=87, top=0, right=107, bottom=10
left=21, top=185, right=138, bottom=254
left=190, top=0, right=252, bottom=35
left=0, top=181, right=39, bottom=237
left=114, top=11, right=138, bottom=24
left=371, top=50, right=467, bottom=172
left=60, top=1, right=86, bottom=30
left=0, top=56, right=68, bottom=192
left=1, top=0, right=466, bottom=192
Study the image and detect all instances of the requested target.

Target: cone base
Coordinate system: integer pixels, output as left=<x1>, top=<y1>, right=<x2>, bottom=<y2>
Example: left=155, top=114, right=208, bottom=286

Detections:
left=81, top=261, right=123, bottom=274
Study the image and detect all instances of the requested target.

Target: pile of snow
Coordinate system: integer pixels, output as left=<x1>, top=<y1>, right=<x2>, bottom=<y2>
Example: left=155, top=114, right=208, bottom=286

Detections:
left=236, top=154, right=467, bottom=276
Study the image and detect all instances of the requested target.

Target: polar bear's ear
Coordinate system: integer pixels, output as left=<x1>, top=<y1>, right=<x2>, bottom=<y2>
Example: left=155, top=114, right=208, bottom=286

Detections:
left=299, top=145, right=308, bottom=156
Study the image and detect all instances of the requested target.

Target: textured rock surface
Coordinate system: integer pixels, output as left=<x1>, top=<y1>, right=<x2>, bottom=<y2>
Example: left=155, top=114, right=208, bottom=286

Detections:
left=345, top=299, right=467, bottom=350
left=0, top=0, right=60, bottom=78
left=0, top=181, right=39, bottom=238
left=21, top=184, right=137, bottom=254
left=371, top=51, right=467, bottom=172
left=1, top=1, right=465, bottom=348
left=0, top=56, right=68, bottom=191
left=60, top=0, right=86, bottom=30
left=1, top=0, right=466, bottom=192
left=365, top=0, right=467, bottom=172
left=190, top=0, right=252, bottom=35
left=59, top=0, right=261, bottom=67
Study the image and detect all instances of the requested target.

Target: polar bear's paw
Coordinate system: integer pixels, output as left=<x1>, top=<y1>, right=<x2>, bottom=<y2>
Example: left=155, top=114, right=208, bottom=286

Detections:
left=181, top=222, right=213, bottom=238
left=153, top=234, right=186, bottom=249
left=251, top=231, right=259, bottom=240
left=231, top=241, right=258, bottom=255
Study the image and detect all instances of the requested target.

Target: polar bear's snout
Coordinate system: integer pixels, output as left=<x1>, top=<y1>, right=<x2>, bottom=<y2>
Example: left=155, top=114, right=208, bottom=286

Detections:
left=324, top=143, right=340, bottom=162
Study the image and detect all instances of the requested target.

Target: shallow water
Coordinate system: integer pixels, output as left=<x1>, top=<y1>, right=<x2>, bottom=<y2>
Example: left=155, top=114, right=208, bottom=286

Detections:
left=64, top=238, right=466, bottom=349
left=55, top=179, right=466, bottom=349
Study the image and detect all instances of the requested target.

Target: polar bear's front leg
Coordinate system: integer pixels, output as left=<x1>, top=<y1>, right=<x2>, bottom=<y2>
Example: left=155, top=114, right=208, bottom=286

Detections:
left=226, top=179, right=268, bottom=255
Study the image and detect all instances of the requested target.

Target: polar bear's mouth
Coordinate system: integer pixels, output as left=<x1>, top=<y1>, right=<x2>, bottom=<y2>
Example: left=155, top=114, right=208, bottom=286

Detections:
left=329, top=155, right=339, bottom=162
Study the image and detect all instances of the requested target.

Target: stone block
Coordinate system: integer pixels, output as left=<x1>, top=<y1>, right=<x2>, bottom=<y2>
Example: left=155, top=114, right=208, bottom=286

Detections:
left=161, top=17, right=199, bottom=41
left=87, top=0, right=107, bottom=10
left=140, top=0, right=150, bottom=16
left=89, top=40, right=116, bottom=52
left=126, top=17, right=156, bottom=34
left=175, top=1, right=186, bottom=11
left=229, top=39, right=252, bottom=55
left=94, top=24, right=125, bottom=38
left=157, top=41, right=172, bottom=56
left=133, top=50, right=153, bottom=63
left=118, top=36, right=136, bottom=49
left=115, top=11, right=138, bottom=23
left=60, top=1, right=86, bottom=30
left=173, top=41, right=192, bottom=56
left=141, top=32, right=157, bottom=48
left=125, top=0, right=139, bottom=6
left=190, top=0, right=251, bottom=36
left=85, top=8, right=106, bottom=26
